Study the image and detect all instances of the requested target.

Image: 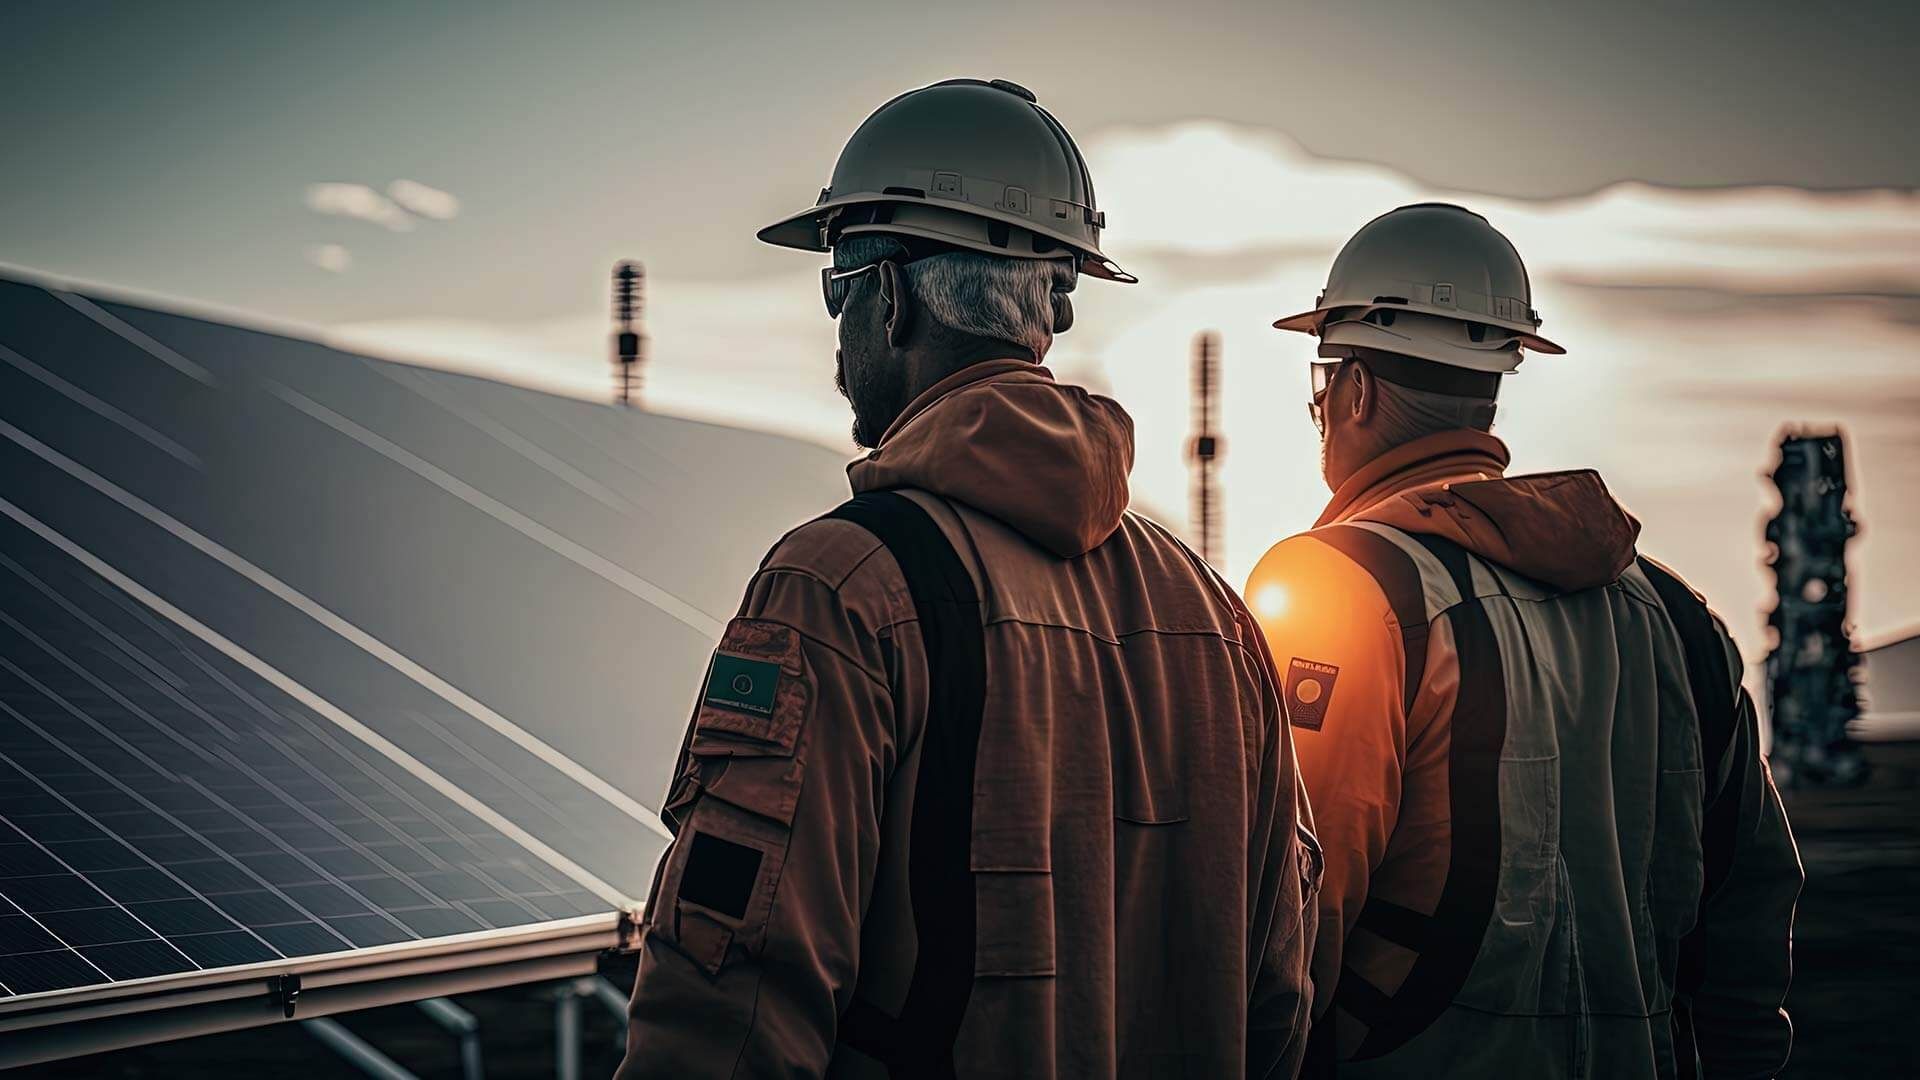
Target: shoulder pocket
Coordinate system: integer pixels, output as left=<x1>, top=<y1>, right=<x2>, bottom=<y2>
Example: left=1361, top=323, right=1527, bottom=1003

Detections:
left=682, top=618, right=811, bottom=827
left=649, top=619, right=814, bottom=975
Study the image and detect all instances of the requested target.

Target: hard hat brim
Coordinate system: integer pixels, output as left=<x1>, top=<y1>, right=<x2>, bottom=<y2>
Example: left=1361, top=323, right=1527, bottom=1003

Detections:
left=757, top=192, right=1136, bottom=284
left=1271, top=307, right=1323, bottom=335
left=1273, top=304, right=1565, bottom=355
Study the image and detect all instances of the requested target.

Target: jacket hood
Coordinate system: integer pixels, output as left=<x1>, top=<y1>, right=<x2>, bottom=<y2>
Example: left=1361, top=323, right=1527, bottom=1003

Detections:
left=848, top=359, right=1134, bottom=557
left=1330, top=429, right=1643, bottom=592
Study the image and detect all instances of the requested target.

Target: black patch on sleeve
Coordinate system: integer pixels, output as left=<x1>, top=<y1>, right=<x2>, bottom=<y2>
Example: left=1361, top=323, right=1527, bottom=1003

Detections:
left=678, top=831, right=762, bottom=920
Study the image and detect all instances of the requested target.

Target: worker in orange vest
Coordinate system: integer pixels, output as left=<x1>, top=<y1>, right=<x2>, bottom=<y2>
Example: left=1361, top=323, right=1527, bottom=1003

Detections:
left=1247, top=203, right=1801, bottom=1078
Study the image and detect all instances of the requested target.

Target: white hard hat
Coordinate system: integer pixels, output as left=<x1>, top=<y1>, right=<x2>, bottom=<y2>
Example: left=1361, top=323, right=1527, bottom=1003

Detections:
left=758, top=78, right=1134, bottom=284
left=1274, top=202, right=1562, bottom=374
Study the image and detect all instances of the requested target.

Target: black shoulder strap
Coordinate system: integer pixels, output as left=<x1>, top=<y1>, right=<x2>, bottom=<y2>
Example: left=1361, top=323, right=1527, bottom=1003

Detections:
left=1637, top=557, right=1738, bottom=811
left=826, top=491, right=987, bottom=1079
left=1312, top=524, right=1434, bottom=717
left=1637, top=556, right=1741, bottom=1080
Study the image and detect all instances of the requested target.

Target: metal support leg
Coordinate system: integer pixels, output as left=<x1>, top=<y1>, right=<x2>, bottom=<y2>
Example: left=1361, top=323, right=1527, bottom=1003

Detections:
left=417, top=997, right=483, bottom=1080
left=586, top=976, right=628, bottom=1023
left=302, top=1018, right=421, bottom=1080
left=555, top=982, right=582, bottom=1080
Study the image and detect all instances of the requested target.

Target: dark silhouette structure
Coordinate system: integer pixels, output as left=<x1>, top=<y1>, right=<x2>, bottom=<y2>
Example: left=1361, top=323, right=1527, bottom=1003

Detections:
left=1765, top=430, right=1866, bottom=787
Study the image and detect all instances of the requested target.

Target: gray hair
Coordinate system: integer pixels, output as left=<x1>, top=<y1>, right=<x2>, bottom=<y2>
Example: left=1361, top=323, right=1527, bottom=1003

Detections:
left=834, top=235, right=1076, bottom=358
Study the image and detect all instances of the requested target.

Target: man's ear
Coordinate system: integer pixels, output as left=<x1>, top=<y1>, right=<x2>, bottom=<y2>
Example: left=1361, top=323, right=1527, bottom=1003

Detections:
left=1349, top=361, right=1374, bottom=424
left=879, top=260, right=913, bottom=349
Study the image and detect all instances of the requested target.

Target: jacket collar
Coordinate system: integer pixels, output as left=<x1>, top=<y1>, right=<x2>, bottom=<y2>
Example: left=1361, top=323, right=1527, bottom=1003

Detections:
left=1316, top=428, right=1512, bottom=527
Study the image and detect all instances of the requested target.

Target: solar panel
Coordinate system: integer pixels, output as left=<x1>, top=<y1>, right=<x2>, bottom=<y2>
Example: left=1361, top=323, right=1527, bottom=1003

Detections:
left=0, top=272, right=848, bottom=1052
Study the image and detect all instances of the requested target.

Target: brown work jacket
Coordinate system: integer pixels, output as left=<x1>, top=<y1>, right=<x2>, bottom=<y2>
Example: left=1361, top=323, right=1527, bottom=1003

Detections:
left=620, top=359, right=1320, bottom=1078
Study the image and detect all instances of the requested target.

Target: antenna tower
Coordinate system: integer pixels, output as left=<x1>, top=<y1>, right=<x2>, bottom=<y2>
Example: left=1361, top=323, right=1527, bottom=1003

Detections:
left=1188, top=331, right=1224, bottom=568
left=612, top=261, right=646, bottom=407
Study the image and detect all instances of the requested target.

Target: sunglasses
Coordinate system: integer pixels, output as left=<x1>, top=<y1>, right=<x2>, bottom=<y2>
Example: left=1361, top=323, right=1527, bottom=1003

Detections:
left=820, top=238, right=1075, bottom=319
left=820, top=238, right=964, bottom=319
left=820, top=262, right=881, bottom=319
left=1308, top=361, right=1342, bottom=436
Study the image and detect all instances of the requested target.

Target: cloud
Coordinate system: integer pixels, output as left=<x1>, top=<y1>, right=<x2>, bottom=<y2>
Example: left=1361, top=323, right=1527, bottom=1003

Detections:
left=306, top=243, right=352, bottom=272
left=387, top=179, right=461, bottom=221
left=1086, top=123, right=1920, bottom=295
left=306, top=182, right=416, bottom=232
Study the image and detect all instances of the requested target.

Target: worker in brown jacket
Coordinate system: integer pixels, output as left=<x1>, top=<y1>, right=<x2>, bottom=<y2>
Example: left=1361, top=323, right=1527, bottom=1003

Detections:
left=1246, top=204, right=1802, bottom=1077
left=618, top=78, right=1321, bottom=1078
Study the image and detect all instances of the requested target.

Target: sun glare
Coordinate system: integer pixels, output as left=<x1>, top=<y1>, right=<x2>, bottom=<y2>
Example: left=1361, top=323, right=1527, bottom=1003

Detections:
left=1253, top=582, right=1289, bottom=620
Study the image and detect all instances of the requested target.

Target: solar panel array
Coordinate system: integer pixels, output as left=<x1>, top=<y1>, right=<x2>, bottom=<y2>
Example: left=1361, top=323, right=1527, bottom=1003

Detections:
left=0, top=274, right=849, bottom=1000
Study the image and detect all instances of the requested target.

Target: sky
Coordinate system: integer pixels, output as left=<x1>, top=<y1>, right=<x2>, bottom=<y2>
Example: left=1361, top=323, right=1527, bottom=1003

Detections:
left=3, top=1, right=1917, bottom=663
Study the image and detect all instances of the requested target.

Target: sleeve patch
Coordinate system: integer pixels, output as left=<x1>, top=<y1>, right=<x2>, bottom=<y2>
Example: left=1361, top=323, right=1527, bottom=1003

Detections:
left=704, top=653, right=780, bottom=718
left=678, top=830, right=764, bottom=920
left=1285, top=657, right=1340, bottom=731
left=693, top=618, right=808, bottom=752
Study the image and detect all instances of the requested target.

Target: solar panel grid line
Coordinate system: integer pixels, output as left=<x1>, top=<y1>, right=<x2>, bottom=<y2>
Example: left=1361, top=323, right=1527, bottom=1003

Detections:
left=0, top=607, right=237, bottom=772
left=60, top=563, right=619, bottom=895
left=0, top=343, right=204, bottom=469
left=85, top=640, right=218, bottom=730
left=0, top=410, right=673, bottom=842
left=249, top=727, right=504, bottom=875
left=0, top=759, right=204, bottom=977
left=255, top=718, right=573, bottom=921
left=406, top=709, right=573, bottom=825
left=371, top=362, right=643, bottom=517
left=266, top=381, right=720, bottom=640
left=0, top=699, right=303, bottom=963
left=244, top=728, right=554, bottom=926
left=48, top=290, right=214, bottom=385
left=0, top=494, right=635, bottom=909
left=80, top=607, right=195, bottom=698
left=0, top=653, right=187, bottom=787
left=0, top=899, right=112, bottom=989
left=174, top=775, right=428, bottom=945
left=0, top=555, right=245, bottom=741
left=258, top=712, right=621, bottom=925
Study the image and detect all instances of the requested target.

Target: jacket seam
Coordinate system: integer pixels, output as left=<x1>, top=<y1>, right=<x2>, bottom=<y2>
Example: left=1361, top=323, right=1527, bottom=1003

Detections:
left=726, top=610, right=893, bottom=696
left=755, top=562, right=915, bottom=638
left=983, top=614, right=1256, bottom=652
left=755, top=564, right=854, bottom=595
left=757, top=542, right=887, bottom=596
left=827, top=539, right=890, bottom=591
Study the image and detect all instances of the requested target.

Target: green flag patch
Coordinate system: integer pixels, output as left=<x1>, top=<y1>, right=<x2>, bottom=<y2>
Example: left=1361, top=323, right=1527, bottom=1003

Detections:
left=704, top=653, right=780, bottom=718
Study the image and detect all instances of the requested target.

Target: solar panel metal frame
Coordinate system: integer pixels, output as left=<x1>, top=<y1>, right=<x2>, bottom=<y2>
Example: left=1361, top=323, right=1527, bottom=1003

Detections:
left=0, top=911, right=631, bottom=1068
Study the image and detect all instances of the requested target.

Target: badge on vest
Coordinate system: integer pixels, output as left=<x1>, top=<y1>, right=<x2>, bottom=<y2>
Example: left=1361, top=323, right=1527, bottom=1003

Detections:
left=1285, top=657, right=1339, bottom=731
